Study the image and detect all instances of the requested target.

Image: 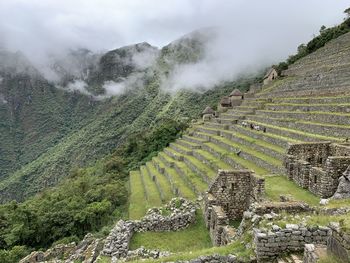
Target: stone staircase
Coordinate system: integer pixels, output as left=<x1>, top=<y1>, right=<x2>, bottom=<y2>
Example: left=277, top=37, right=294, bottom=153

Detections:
left=128, top=31, right=350, bottom=219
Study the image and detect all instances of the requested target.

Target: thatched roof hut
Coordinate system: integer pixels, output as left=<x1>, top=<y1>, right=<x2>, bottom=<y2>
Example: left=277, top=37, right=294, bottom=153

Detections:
left=202, top=106, right=215, bottom=115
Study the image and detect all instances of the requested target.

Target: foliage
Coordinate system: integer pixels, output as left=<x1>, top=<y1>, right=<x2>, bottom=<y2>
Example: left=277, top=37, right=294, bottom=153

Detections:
left=0, top=246, right=29, bottom=263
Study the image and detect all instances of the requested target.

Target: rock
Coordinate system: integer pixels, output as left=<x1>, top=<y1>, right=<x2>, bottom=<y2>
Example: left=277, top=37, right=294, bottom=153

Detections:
left=319, top=199, right=329, bottom=205
left=331, top=168, right=350, bottom=199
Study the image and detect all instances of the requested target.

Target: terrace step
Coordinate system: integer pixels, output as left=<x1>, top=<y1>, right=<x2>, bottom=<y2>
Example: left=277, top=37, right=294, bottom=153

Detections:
left=129, top=171, right=148, bottom=219
left=140, top=166, right=162, bottom=207
left=194, top=130, right=283, bottom=174
left=265, top=102, right=350, bottom=113
left=157, top=153, right=196, bottom=200
left=247, top=115, right=350, bottom=138
left=200, top=125, right=285, bottom=160
left=248, top=115, right=345, bottom=141
left=252, top=111, right=350, bottom=140
left=146, top=162, right=174, bottom=202
left=165, top=147, right=209, bottom=193
left=272, top=95, right=350, bottom=105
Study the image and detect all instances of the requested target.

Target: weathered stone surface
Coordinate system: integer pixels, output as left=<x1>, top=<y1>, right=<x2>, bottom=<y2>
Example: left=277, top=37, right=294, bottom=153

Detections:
left=331, top=166, right=350, bottom=199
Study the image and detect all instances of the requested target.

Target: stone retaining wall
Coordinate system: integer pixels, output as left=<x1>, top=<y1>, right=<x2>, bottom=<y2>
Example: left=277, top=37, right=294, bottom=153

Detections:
left=254, top=224, right=331, bottom=262
left=327, top=223, right=350, bottom=262
left=102, top=198, right=196, bottom=260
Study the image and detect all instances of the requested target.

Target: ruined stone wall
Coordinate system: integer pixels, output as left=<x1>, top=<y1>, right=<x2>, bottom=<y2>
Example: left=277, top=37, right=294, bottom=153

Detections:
left=253, top=201, right=311, bottom=215
left=254, top=225, right=330, bottom=262
left=284, top=143, right=350, bottom=198
left=209, top=205, right=230, bottom=246
left=327, top=223, right=350, bottom=262
left=286, top=142, right=331, bottom=166
left=330, top=144, right=350, bottom=156
left=206, top=170, right=265, bottom=221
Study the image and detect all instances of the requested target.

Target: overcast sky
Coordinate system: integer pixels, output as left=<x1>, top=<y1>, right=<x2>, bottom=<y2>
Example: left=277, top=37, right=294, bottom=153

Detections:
left=0, top=0, right=349, bottom=91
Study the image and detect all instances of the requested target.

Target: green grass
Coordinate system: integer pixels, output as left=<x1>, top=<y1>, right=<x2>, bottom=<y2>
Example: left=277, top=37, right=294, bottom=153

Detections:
left=258, top=109, right=350, bottom=117
left=146, top=161, right=174, bottom=202
left=201, top=125, right=285, bottom=153
left=249, top=120, right=343, bottom=142
left=204, top=142, right=269, bottom=175
left=201, top=132, right=282, bottom=168
left=140, top=166, right=162, bottom=208
left=157, top=153, right=196, bottom=199
left=265, top=176, right=320, bottom=206
left=129, top=171, right=148, bottom=220
left=195, top=148, right=233, bottom=170
left=129, top=211, right=212, bottom=253
left=318, top=254, right=343, bottom=263
left=184, top=154, right=216, bottom=179
left=130, top=232, right=253, bottom=263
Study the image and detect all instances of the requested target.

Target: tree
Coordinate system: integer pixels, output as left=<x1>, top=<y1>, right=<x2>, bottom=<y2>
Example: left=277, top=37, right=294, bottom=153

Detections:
left=345, top=7, right=350, bottom=17
left=319, top=25, right=326, bottom=34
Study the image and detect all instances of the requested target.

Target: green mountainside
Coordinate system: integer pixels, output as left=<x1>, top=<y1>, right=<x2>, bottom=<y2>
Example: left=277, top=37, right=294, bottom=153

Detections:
left=0, top=30, right=257, bottom=203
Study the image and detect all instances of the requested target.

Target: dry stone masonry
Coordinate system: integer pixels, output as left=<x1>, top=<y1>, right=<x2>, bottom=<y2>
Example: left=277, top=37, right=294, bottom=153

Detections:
left=204, top=170, right=265, bottom=246
left=102, top=198, right=196, bottom=260
left=284, top=142, right=350, bottom=198
left=254, top=224, right=331, bottom=262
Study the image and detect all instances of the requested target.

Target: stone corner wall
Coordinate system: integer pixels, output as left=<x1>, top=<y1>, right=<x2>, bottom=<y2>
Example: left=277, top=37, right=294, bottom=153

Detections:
left=327, top=223, right=350, bottom=262
left=254, top=224, right=330, bottom=262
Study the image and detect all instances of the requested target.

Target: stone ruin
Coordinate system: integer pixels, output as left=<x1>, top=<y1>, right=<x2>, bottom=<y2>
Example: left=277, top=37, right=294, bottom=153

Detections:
left=284, top=142, right=350, bottom=198
left=332, top=165, right=350, bottom=199
left=20, top=198, right=197, bottom=263
left=204, top=170, right=265, bottom=246
left=202, top=106, right=215, bottom=121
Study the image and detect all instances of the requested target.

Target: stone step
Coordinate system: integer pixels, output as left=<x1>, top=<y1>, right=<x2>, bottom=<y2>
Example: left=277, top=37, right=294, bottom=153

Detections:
left=152, top=157, right=179, bottom=197
left=244, top=118, right=343, bottom=142
left=167, top=144, right=214, bottom=186
left=225, top=109, right=256, bottom=115
left=272, top=95, right=350, bottom=105
left=140, top=166, right=162, bottom=207
left=176, top=138, right=202, bottom=149
left=146, top=162, right=173, bottom=202
left=200, top=141, right=269, bottom=176
left=265, top=103, right=350, bottom=113
left=194, top=130, right=283, bottom=174
left=199, top=125, right=285, bottom=160
left=169, top=142, right=193, bottom=156
left=157, top=153, right=196, bottom=199
left=247, top=114, right=350, bottom=138
left=228, top=122, right=297, bottom=148
left=129, top=170, right=148, bottom=219
left=182, top=134, right=208, bottom=145
left=255, top=109, right=350, bottom=126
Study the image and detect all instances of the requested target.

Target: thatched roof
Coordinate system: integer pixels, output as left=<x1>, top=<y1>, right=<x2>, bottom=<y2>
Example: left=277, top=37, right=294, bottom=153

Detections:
left=229, top=88, right=243, bottom=97
left=220, top=96, right=231, bottom=106
left=202, top=106, right=215, bottom=115
left=264, top=68, right=278, bottom=79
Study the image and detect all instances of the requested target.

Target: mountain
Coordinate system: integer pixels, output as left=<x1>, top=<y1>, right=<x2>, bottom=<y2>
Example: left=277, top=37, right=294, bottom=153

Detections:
left=0, top=29, right=257, bottom=203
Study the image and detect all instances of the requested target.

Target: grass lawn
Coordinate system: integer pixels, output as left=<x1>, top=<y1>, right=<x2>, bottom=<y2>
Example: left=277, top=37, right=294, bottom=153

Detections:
left=129, top=211, right=212, bottom=253
left=265, top=175, right=320, bottom=206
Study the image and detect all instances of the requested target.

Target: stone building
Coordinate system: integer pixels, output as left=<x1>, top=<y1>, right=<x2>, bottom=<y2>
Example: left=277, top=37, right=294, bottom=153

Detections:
left=263, top=68, right=278, bottom=85
left=229, top=88, right=243, bottom=106
left=219, top=96, right=231, bottom=108
left=202, top=106, right=215, bottom=121
left=204, top=170, right=265, bottom=246
left=284, top=142, right=350, bottom=198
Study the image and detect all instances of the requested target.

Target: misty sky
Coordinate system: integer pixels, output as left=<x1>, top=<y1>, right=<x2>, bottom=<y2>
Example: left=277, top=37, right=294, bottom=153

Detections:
left=0, top=0, right=349, bottom=93
left=0, top=0, right=349, bottom=56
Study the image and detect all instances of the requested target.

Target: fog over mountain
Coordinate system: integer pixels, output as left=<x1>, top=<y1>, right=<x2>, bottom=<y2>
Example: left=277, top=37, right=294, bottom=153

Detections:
left=0, top=0, right=349, bottom=93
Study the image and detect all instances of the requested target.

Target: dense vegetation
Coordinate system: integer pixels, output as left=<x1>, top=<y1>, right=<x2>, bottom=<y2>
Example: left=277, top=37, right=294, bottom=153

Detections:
left=0, top=117, right=191, bottom=263
left=275, top=11, right=350, bottom=73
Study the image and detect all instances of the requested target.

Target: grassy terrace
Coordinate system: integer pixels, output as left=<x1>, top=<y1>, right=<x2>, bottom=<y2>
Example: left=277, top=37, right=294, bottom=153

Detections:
left=257, top=109, right=350, bottom=118
left=201, top=125, right=285, bottom=153
left=204, top=142, right=268, bottom=175
left=166, top=147, right=208, bottom=193
left=248, top=120, right=343, bottom=142
left=265, top=176, right=319, bottom=206
left=146, top=162, right=174, bottom=202
left=230, top=123, right=302, bottom=144
left=140, top=166, right=162, bottom=208
left=158, top=152, right=196, bottom=200
left=129, top=171, right=148, bottom=220
left=266, top=102, right=350, bottom=107
left=196, top=131, right=282, bottom=168
left=129, top=212, right=211, bottom=253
